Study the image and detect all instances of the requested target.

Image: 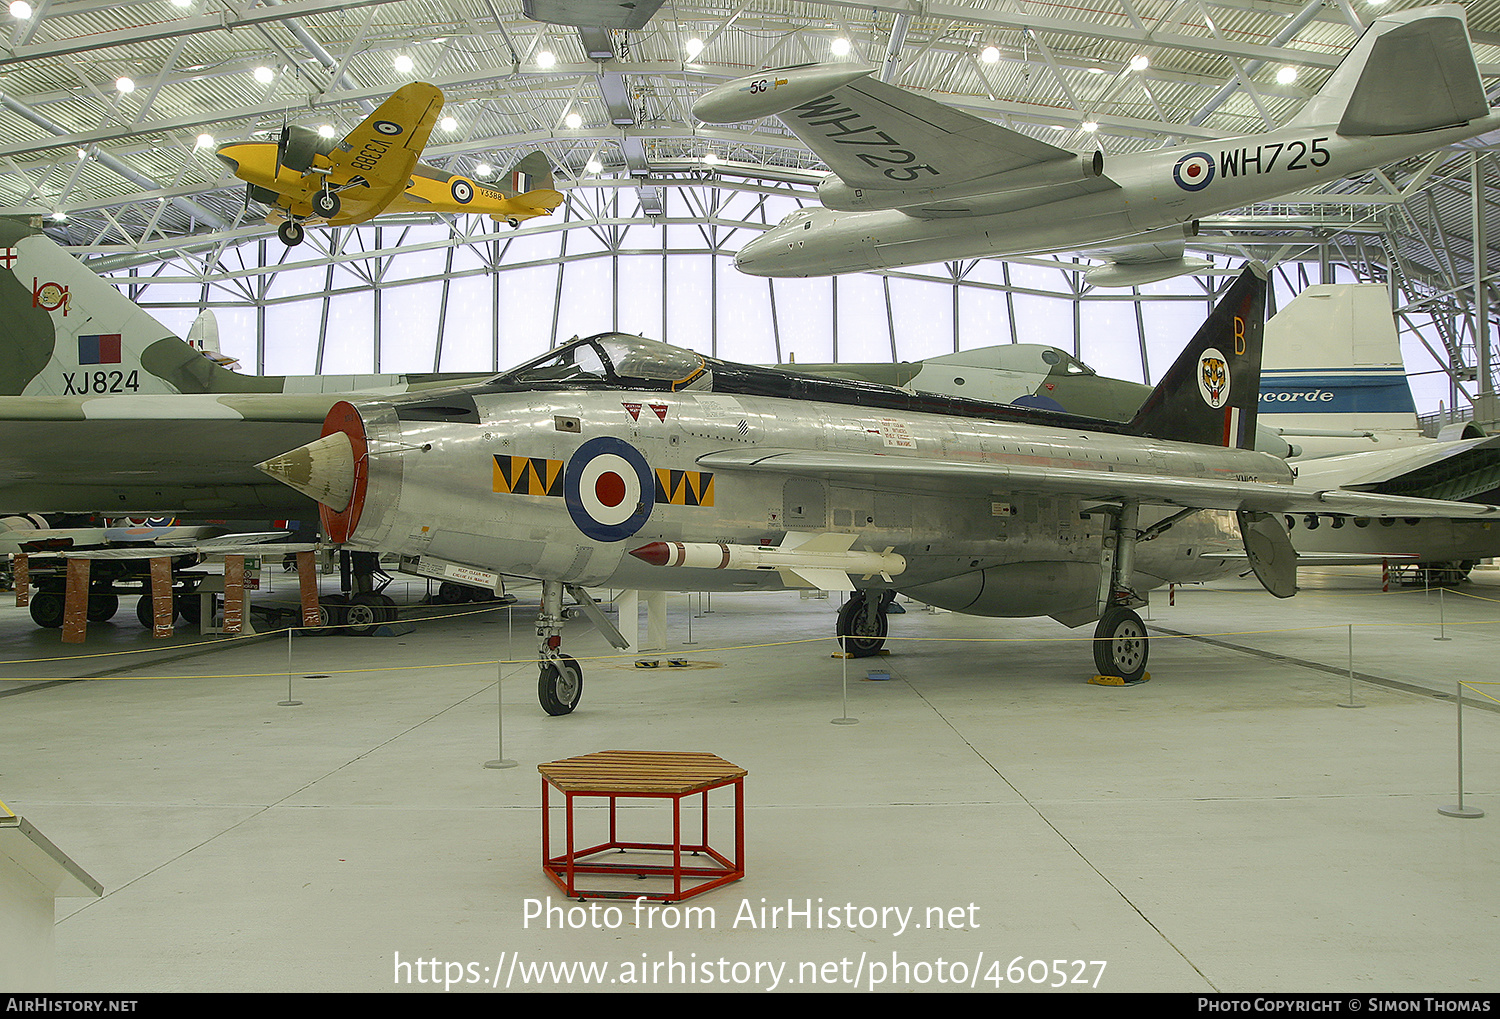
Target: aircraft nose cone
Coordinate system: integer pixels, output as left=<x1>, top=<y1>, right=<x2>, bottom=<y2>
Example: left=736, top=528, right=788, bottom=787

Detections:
left=734, top=235, right=771, bottom=274
left=255, top=431, right=355, bottom=511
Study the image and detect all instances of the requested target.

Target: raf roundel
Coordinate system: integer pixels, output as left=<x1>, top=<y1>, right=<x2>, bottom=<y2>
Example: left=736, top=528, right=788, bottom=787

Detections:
left=1172, top=151, right=1215, bottom=192
left=373, top=120, right=404, bottom=136
left=564, top=436, right=654, bottom=542
left=450, top=179, right=474, bottom=204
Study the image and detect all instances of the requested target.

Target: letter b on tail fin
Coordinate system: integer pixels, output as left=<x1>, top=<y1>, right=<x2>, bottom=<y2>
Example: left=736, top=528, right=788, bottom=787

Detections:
left=1127, top=262, right=1267, bottom=449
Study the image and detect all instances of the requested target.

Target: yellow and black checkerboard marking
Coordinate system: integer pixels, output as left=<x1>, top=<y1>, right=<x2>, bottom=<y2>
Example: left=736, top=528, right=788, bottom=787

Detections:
left=493, top=455, right=564, bottom=497
left=654, top=469, right=714, bottom=507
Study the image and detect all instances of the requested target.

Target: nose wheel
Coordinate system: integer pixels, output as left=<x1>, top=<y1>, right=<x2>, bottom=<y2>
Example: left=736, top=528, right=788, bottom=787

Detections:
left=539, top=654, right=583, bottom=716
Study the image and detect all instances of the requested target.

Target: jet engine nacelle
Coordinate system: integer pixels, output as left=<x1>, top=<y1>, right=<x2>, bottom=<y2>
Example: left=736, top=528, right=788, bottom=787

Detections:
left=817, top=150, right=1104, bottom=213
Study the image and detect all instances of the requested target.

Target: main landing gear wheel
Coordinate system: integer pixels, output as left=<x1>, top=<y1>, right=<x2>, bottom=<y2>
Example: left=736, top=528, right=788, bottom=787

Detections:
left=538, top=655, right=583, bottom=716
left=1093, top=607, right=1148, bottom=683
left=311, top=190, right=340, bottom=218
left=836, top=591, right=889, bottom=658
left=278, top=220, right=305, bottom=246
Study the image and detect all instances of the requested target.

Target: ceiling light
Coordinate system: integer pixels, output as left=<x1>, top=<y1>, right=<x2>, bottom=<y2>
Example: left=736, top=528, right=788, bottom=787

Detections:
left=980, top=45, right=999, bottom=64
left=703, top=152, right=719, bottom=165
left=1129, top=54, right=1149, bottom=72
left=474, top=162, right=493, bottom=178
left=1087, top=66, right=1105, bottom=75
left=317, top=125, right=336, bottom=138
left=1276, top=66, right=1298, bottom=86
left=537, top=50, right=556, bottom=69
left=76, top=148, right=86, bottom=159
left=831, top=37, right=851, bottom=57
left=439, top=115, right=457, bottom=132
left=115, top=77, right=135, bottom=94
left=253, top=66, right=274, bottom=84
left=685, top=38, right=704, bottom=60
left=394, top=54, right=414, bottom=74
left=171, top=0, right=192, bottom=7
left=564, top=111, right=582, bottom=129
left=194, top=134, right=213, bottom=148
left=586, top=157, right=602, bottom=173
left=8, top=1, right=31, bottom=19
left=50, top=211, right=66, bottom=222
left=1081, top=119, right=1098, bottom=132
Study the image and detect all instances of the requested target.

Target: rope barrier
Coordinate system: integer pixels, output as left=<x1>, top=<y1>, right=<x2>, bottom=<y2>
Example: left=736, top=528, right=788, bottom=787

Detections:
left=2, top=611, right=1496, bottom=684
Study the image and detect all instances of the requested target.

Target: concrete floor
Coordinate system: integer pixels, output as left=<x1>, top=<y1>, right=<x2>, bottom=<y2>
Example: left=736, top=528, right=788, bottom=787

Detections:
left=0, top=566, right=1496, bottom=993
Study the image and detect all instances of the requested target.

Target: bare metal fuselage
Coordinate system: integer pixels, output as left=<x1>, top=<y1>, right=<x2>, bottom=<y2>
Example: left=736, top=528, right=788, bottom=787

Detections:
left=734, top=118, right=1500, bottom=277
left=342, top=389, right=1289, bottom=623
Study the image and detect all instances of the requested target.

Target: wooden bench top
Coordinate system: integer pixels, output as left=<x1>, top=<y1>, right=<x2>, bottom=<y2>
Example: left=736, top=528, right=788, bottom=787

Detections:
left=538, top=750, right=746, bottom=794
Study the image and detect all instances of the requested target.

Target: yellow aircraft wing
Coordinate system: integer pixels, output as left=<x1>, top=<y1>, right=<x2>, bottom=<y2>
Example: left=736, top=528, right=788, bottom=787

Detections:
left=324, top=82, right=444, bottom=224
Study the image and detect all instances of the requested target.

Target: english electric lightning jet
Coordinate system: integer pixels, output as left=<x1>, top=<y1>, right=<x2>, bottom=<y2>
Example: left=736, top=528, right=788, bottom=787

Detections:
left=254, top=264, right=1499, bottom=716
left=215, top=82, right=564, bottom=247
left=693, top=5, right=1500, bottom=286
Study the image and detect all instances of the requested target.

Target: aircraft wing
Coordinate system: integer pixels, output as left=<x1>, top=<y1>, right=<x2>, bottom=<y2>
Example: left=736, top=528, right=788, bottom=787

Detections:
left=326, top=83, right=443, bottom=220
left=0, top=393, right=338, bottom=515
left=696, top=448, right=1500, bottom=520
left=694, top=65, right=1117, bottom=201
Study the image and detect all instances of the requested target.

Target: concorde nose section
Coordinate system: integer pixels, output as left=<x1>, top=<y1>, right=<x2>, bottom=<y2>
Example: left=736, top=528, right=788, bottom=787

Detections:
left=693, top=64, right=875, bottom=123
left=255, top=431, right=356, bottom=512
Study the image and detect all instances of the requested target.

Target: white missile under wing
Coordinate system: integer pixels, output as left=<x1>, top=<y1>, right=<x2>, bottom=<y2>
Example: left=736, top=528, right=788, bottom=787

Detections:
left=695, top=4, right=1500, bottom=285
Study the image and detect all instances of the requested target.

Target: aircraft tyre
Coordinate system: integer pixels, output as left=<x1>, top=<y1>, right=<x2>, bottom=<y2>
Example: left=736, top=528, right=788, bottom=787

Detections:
left=506, top=217, right=520, bottom=228
left=538, top=655, right=583, bottom=716
left=836, top=591, right=888, bottom=658
left=176, top=591, right=202, bottom=625
left=1093, top=607, right=1148, bottom=682
left=29, top=592, right=64, bottom=629
left=343, top=593, right=386, bottom=636
left=278, top=220, right=304, bottom=246
left=311, top=593, right=349, bottom=634
left=311, top=190, right=340, bottom=218
left=87, top=594, right=119, bottom=622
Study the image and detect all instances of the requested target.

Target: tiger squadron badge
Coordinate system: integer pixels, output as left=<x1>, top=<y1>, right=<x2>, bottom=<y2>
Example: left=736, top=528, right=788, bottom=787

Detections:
left=1198, top=348, right=1230, bottom=409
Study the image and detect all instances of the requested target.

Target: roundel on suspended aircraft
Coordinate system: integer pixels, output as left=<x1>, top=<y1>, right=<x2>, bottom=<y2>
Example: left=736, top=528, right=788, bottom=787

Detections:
left=450, top=178, right=474, bottom=204
left=564, top=437, right=654, bottom=542
left=373, top=121, right=404, bottom=136
left=1172, top=151, right=1215, bottom=192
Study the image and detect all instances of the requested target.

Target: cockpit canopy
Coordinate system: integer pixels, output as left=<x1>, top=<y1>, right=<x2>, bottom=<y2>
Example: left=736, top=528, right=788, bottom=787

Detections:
left=495, top=333, right=710, bottom=391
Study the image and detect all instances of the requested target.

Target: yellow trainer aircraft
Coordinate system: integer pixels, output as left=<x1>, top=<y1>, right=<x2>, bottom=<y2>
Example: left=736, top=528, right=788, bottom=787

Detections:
left=215, top=82, right=564, bottom=246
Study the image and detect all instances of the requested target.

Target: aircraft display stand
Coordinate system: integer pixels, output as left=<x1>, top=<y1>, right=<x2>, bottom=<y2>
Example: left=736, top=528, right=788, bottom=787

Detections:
left=538, top=750, right=745, bottom=903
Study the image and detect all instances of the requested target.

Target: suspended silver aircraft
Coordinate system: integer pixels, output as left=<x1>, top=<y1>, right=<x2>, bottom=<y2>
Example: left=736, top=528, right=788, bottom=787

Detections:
left=255, top=265, right=1499, bottom=715
left=693, top=5, right=1500, bottom=286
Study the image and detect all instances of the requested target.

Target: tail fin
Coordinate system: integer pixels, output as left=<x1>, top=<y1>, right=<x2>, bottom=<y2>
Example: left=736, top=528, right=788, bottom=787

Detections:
left=0, top=219, right=279, bottom=396
left=1261, top=283, right=1419, bottom=432
left=1288, top=4, right=1489, bottom=135
left=1126, top=262, right=1267, bottom=449
left=508, top=151, right=555, bottom=197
